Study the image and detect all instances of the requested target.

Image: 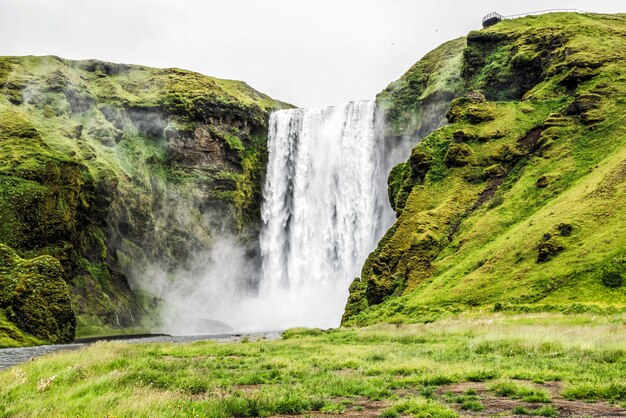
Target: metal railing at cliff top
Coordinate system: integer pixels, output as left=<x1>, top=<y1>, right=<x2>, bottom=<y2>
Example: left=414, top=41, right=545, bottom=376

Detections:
left=482, top=9, right=589, bottom=27
left=482, top=12, right=504, bottom=26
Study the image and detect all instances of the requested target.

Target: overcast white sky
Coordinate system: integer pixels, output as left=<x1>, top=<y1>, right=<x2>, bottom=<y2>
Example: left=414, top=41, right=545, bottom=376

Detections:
left=1, top=1, right=623, bottom=107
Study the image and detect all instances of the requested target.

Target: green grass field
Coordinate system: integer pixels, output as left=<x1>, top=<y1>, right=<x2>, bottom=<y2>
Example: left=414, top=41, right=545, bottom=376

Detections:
left=0, top=313, right=624, bottom=417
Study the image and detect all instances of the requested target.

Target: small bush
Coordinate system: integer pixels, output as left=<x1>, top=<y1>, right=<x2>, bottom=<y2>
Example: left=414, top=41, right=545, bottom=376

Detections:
left=444, top=390, right=483, bottom=411
left=460, top=400, right=484, bottom=411
left=282, top=328, right=324, bottom=339
left=380, top=409, right=400, bottom=418
left=535, top=406, right=558, bottom=417
left=366, top=353, right=386, bottom=362
left=420, top=386, right=436, bottom=398
left=273, top=391, right=312, bottom=414
left=320, top=402, right=344, bottom=414
left=512, top=405, right=557, bottom=417
left=522, top=390, right=552, bottom=403
left=563, top=382, right=626, bottom=402
left=513, top=405, right=530, bottom=415
left=466, top=369, right=499, bottom=382
left=600, top=266, right=623, bottom=288
left=382, top=398, right=458, bottom=418
left=490, top=381, right=518, bottom=397
left=489, top=381, right=551, bottom=403
left=421, top=375, right=457, bottom=386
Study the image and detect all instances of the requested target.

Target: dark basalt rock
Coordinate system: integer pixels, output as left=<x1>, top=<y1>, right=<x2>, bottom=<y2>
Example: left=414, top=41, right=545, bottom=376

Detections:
left=565, top=93, right=602, bottom=115
left=536, top=176, right=550, bottom=188
left=484, top=164, right=507, bottom=178
left=537, top=233, right=565, bottom=263
left=409, top=148, right=432, bottom=182
left=65, top=88, right=94, bottom=114
left=77, top=60, right=134, bottom=76
left=560, top=67, right=598, bottom=89
left=557, top=223, right=573, bottom=237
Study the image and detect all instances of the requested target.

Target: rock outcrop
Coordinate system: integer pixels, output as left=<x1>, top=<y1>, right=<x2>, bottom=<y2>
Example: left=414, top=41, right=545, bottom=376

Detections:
left=343, top=12, right=626, bottom=325
left=0, top=56, right=289, bottom=345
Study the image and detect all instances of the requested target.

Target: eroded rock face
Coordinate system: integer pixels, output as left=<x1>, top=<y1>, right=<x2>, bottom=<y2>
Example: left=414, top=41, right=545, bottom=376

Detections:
left=166, top=125, right=239, bottom=170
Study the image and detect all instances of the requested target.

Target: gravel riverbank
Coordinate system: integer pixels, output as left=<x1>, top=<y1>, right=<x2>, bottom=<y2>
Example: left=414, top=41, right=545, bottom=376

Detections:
left=0, top=331, right=282, bottom=370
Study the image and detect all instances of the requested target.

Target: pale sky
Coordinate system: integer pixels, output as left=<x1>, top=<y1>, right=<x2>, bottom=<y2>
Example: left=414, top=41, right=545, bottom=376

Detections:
left=1, top=0, right=624, bottom=107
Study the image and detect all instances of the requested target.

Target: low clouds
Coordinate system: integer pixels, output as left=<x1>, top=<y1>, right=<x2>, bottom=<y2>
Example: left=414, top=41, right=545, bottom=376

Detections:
left=1, top=0, right=624, bottom=107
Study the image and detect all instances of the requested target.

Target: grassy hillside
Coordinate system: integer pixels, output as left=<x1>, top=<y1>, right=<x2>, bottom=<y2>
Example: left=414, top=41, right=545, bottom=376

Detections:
left=0, top=56, right=288, bottom=345
left=344, top=12, right=626, bottom=325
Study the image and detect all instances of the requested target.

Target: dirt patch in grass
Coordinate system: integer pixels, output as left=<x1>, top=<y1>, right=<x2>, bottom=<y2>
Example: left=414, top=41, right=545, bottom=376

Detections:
left=271, top=399, right=389, bottom=418
left=342, top=400, right=389, bottom=417
left=440, top=381, right=626, bottom=417
left=231, top=384, right=264, bottom=394
left=333, top=368, right=358, bottom=377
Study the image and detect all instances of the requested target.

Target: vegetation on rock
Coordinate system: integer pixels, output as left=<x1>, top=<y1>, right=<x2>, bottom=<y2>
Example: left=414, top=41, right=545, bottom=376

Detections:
left=377, top=37, right=466, bottom=139
left=0, top=245, right=74, bottom=344
left=0, top=56, right=288, bottom=345
left=344, top=12, right=626, bottom=325
left=0, top=11, right=624, bottom=418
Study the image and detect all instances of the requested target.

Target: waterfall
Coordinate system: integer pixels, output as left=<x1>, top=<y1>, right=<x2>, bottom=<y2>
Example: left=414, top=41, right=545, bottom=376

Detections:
left=256, top=100, right=392, bottom=329
left=144, top=100, right=402, bottom=334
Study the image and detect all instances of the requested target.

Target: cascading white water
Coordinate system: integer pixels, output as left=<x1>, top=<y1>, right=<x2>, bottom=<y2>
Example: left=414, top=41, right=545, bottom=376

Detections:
left=257, top=100, right=391, bottom=328
left=141, top=100, right=402, bottom=334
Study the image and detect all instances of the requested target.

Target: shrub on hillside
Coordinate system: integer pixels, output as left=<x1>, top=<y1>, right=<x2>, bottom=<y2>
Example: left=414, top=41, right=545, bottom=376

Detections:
left=600, top=264, right=623, bottom=288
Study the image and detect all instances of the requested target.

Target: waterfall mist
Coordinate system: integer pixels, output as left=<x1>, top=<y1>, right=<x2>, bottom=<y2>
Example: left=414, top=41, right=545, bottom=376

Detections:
left=135, top=101, right=416, bottom=333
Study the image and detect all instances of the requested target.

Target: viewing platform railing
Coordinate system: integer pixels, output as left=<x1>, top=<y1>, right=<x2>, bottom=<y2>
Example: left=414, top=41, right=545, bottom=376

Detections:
left=482, top=9, right=588, bottom=28
left=482, top=12, right=504, bottom=27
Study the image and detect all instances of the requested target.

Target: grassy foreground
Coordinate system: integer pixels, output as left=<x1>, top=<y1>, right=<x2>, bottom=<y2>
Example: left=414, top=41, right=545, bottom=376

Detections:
left=0, top=314, right=625, bottom=417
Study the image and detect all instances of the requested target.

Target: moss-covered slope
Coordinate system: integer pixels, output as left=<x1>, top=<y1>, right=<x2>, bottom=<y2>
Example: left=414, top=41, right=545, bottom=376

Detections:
left=344, top=12, right=626, bottom=325
left=0, top=244, right=73, bottom=345
left=377, top=36, right=466, bottom=140
left=0, top=56, right=288, bottom=344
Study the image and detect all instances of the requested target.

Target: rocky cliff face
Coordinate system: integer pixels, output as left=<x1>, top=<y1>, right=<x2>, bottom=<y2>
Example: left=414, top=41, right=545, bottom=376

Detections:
left=0, top=56, right=288, bottom=346
left=344, top=12, right=626, bottom=325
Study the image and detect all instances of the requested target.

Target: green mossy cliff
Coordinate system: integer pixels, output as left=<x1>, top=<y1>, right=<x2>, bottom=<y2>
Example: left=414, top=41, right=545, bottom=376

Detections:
left=0, top=244, right=73, bottom=344
left=0, top=56, right=288, bottom=345
left=344, top=12, right=626, bottom=325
